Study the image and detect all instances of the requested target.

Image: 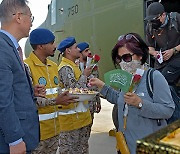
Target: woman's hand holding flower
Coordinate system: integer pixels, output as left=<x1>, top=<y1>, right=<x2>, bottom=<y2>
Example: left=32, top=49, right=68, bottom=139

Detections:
left=124, top=92, right=142, bottom=108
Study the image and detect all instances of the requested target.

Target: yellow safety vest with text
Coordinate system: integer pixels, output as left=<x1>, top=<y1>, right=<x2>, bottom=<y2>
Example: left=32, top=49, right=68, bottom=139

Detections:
left=58, top=57, right=92, bottom=131
left=24, top=52, right=60, bottom=140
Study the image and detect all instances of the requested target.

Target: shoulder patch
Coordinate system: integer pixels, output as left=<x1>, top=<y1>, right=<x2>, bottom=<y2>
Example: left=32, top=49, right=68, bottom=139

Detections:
left=38, top=77, right=47, bottom=86
left=54, top=76, right=59, bottom=85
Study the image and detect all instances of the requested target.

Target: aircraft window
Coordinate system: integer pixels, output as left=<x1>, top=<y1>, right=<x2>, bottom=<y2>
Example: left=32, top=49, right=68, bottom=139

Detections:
left=51, top=0, right=56, bottom=25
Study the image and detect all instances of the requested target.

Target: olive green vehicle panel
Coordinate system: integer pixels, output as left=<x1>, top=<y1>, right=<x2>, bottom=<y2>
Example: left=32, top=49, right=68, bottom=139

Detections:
left=25, top=0, right=145, bottom=80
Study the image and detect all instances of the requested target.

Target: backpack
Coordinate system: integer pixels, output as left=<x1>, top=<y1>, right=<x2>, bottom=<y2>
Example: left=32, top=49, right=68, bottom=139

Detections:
left=146, top=68, right=180, bottom=124
left=168, top=12, right=179, bottom=33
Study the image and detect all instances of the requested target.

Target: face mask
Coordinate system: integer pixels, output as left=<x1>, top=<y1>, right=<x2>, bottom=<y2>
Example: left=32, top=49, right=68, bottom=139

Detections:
left=119, top=60, right=142, bottom=74
left=151, top=19, right=162, bottom=30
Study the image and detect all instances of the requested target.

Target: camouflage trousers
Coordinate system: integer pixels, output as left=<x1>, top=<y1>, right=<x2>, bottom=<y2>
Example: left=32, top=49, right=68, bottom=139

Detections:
left=32, top=135, right=59, bottom=154
left=56, top=125, right=91, bottom=154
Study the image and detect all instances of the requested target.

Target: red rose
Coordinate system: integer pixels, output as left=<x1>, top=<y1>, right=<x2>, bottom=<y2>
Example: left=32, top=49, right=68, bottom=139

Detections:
left=133, top=74, right=141, bottom=82
left=93, top=54, right=100, bottom=62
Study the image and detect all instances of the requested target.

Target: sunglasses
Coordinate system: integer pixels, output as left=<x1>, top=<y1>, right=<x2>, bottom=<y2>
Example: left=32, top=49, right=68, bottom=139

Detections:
left=116, top=53, right=135, bottom=63
left=118, top=34, right=139, bottom=43
left=152, top=14, right=162, bottom=20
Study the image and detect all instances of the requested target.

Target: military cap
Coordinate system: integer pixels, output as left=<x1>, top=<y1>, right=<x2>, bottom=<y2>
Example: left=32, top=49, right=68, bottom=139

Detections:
left=57, top=37, right=76, bottom=53
left=77, top=42, right=89, bottom=53
left=144, top=2, right=165, bottom=21
left=30, top=28, right=55, bottom=45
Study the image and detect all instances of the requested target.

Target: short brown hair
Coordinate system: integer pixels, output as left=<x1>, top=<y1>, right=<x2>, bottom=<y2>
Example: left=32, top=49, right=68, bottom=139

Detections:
left=112, top=33, right=149, bottom=66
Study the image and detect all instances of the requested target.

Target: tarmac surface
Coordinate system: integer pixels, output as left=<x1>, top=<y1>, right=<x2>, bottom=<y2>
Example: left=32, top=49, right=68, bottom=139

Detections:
left=89, top=98, right=117, bottom=154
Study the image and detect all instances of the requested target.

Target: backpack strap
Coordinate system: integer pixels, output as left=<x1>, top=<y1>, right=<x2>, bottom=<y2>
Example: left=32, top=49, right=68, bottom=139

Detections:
left=146, top=68, right=155, bottom=99
left=146, top=68, right=161, bottom=126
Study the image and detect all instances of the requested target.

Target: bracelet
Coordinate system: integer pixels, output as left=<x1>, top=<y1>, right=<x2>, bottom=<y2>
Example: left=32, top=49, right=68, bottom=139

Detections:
left=173, top=47, right=178, bottom=55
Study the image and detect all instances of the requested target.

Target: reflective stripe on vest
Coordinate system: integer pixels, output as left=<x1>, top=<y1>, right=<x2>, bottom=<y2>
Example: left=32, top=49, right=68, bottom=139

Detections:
left=39, top=111, right=58, bottom=121
left=58, top=103, right=89, bottom=115
left=46, top=87, right=59, bottom=95
left=39, top=103, right=89, bottom=120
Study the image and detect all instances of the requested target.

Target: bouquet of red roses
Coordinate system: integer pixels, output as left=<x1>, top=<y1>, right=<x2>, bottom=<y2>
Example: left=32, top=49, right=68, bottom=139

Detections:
left=92, top=54, right=100, bottom=64
left=91, top=54, right=100, bottom=70
left=86, top=54, right=100, bottom=70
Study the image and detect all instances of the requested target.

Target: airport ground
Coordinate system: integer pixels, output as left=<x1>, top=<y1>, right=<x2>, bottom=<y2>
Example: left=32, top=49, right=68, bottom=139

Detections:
left=89, top=98, right=117, bottom=154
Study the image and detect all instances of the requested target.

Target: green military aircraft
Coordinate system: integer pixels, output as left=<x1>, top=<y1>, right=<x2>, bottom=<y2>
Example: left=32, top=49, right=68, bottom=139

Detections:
left=24, top=0, right=179, bottom=136
left=25, top=0, right=179, bottom=80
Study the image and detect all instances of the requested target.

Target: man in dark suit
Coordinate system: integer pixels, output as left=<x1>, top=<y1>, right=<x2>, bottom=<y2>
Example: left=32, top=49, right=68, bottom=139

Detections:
left=0, top=0, right=39, bottom=153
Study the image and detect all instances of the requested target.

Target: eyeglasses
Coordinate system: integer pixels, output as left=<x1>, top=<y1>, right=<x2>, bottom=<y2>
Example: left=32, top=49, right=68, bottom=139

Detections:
left=118, top=34, right=139, bottom=43
left=116, top=53, right=135, bottom=63
left=152, top=14, right=162, bottom=20
left=13, top=13, right=34, bottom=23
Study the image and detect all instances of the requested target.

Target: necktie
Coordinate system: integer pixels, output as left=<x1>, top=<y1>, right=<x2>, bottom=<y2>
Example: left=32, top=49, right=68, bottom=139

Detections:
left=17, top=46, right=25, bottom=70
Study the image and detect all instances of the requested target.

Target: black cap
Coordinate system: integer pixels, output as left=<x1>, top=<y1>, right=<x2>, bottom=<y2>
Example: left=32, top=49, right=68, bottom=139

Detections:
left=144, top=2, right=165, bottom=21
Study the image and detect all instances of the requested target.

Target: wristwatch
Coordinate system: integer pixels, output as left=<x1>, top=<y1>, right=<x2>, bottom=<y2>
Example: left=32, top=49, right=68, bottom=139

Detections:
left=138, top=102, right=143, bottom=109
left=173, top=47, right=178, bottom=55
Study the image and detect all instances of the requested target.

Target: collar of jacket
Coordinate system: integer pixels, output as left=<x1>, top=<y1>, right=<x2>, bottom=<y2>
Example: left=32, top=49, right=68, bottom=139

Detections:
left=29, top=52, right=52, bottom=66
left=61, top=57, right=78, bottom=67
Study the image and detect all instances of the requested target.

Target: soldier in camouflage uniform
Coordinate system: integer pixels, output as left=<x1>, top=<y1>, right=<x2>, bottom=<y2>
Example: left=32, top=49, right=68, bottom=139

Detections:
left=77, top=42, right=101, bottom=121
left=57, top=37, right=93, bottom=154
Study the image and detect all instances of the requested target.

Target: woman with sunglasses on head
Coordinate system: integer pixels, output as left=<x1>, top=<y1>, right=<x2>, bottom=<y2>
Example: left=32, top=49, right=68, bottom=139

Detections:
left=89, top=33, right=175, bottom=154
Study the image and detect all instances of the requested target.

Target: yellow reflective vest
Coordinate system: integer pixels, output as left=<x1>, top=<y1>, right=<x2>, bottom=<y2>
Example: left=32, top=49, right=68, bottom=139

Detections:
left=58, top=57, right=92, bottom=132
left=24, top=52, right=60, bottom=140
